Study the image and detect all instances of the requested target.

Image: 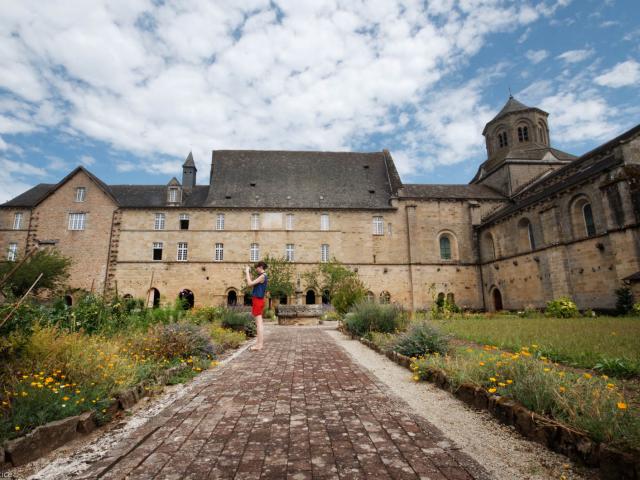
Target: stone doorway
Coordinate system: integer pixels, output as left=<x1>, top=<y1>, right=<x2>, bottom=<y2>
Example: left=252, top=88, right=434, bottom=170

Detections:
left=492, top=288, right=503, bottom=311
left=305, top=290, right=316, bottom=304
left=178, top=289, right=195, bottom=309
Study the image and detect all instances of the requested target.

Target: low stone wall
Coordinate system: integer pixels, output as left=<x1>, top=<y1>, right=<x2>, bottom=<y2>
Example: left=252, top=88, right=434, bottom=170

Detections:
left=276, top=304, right=324, bottom=326
left=344, top=329, right=640, bottom=480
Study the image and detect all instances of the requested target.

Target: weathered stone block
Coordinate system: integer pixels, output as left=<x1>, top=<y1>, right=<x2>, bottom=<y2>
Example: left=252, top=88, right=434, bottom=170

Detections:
left=599, top=445, right=639, bottom=480
left=76, top=411, right=97, bottom=434
left=117, top=388, right=138, bottom=410
left=454, top=383, right=476, bottom=407
left=4, top=415, right=79, bottom=466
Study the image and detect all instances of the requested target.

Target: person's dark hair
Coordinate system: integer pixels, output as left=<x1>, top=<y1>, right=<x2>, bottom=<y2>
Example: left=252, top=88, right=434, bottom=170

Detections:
left=256, top=261, right=268, bottom=270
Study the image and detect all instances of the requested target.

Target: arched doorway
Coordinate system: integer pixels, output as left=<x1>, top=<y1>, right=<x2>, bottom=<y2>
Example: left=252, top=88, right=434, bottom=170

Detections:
left=322, top=289, right=330, bottom=305
left=227, top=290, right=238, bottom=306
left=148, top=288, right=160, bottom=308
left=380, top=291, right=391, bottom=304
left=492, top=288, right=503, bottom=311
left=436, top=292, right=445, bottom=308
left=279, top=295, right=288, bottom=305
left=64, top=294, right=73, bottom=307
left=305, top=290, right=316, bottom=304
left=178, top=289, right=194, bottom=309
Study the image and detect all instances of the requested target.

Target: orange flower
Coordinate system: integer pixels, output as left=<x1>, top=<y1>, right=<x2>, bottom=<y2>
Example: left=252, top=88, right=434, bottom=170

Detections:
left=617, top=402, right=627, bottom=410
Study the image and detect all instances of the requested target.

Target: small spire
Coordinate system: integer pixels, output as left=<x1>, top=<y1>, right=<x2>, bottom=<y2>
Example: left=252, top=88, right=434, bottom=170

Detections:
left=183, top=151, right=196, bottom=168
left=508, top=86, right=513, bottom=99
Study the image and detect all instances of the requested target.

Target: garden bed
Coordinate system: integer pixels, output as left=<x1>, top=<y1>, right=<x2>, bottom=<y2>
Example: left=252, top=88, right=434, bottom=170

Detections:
left=340, top=328, right=640, bottom=479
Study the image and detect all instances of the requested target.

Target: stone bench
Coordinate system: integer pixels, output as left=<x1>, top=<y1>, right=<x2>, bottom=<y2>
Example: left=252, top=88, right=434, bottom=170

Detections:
left=276, top=304, right=324, bottom=325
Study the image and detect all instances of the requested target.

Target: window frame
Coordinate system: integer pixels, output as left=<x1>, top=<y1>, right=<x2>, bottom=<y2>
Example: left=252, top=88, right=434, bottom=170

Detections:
left=177, top=242, right=188, bottom=262
left=251, top=213, right=260, bottom=230
left=13, top=212, right=23, bottom=230
left=286, top=213, right=294, bottom=231
left=152, top=242, right=163, bottom=261
left=250, top=243, right=260, bottom=262
left=583, top=203, right=596, bottom=237
left=285, top=243, right=294, bottom=262
left=179, top=213, right=190, bottom=230
left=372, top=216, right=384, bottom=235
left=167, top=187, right=179, bottom=203
left=68, top=213, right=86, bottom=231
left=320, top=213, right=329, bottom=231
left=7, top=243, right=18, bottom=261
left=216, top=213, right=225, bottom=231
left=439, top=235, right=452, bottom=260
left=321, top=244, right=329, bottom=263
left=75, top=187, right=86, bottom=202
left=215, top=242, right=224, bottom=262
left=154, top=213, right=166, bottom=230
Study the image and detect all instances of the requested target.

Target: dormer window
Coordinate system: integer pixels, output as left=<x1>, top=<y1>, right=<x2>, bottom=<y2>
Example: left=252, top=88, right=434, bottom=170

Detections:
left=517, top=126, right=529, bottom=143
left=168, top=187, right=179, bottom=203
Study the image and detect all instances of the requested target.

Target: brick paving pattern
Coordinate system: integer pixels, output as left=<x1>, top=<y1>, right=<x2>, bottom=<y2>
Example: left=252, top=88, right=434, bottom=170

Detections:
left=83, top=327, right=490, bottom=479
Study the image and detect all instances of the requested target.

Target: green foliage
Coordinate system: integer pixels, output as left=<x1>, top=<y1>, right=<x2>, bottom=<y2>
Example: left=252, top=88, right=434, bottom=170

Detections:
left=210, top=325, right=246, bottom=351
left=332, top=275, right=367, bottom=314
left=517, top=307, right=540, bottom=318
left=263, top=308, right=275, bottom=320
left=241, top=255, right=294, bottom=299
left=0, top=249, right=71, bottom=297
left=545, top=297, right=579, bottom=318
left=321, top=310, right=342, bottom=322
left=593, top=357, right=637, bottom=377
left=187, top=306, right=225, bottom=325
left=393, top=322, right=449, bottom=357
left=344, top=302, right=407, bottom=337
left=616, top=286, right=635, bottom=315
left=220, top=310, right=256, bottom=337
left=428, top=284, right=461, bottom=320
left=139, top=323, right=216, bottom=359
left=633, top=303, right=640, bottom=316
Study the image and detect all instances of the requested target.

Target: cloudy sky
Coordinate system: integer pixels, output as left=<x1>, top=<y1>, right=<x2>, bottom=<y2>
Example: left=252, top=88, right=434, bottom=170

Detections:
left=0, top=0, right=639, bottom=202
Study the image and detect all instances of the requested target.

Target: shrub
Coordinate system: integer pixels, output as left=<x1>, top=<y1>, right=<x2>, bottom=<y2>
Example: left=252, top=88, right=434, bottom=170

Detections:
left=140, top=323, right=216, bottom=359
left=187, top=306, right=224, bottom=325
left=393, top=322, right=449, bottom=357
left=263, top=308, right=275, bottom=320
left=321, top=310, right=342, bottom=322
left=344, top=302, right=407, bottom=337
left=633, top=303, right=640, bottom=316
left=615, top=287, right=634, bottom=315
left=220, top=310, right=256, bottom=337
left=210, top=326, right=246, bottom=351
left=332, top=276, right=367, bottom=314
left=0, top=249, right=71, bottom=297
left=544, top=297, right=579, bottom=318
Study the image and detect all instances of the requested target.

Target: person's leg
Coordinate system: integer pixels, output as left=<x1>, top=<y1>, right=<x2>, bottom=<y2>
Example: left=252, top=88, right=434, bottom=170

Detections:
left=255, top=314, right=264, bottom=348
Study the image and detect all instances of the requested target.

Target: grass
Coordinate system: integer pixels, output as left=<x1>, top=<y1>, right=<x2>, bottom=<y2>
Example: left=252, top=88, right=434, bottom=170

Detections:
left=428, top=314, right=640, bottom=376
left=411, top=346, right=640, bottom=451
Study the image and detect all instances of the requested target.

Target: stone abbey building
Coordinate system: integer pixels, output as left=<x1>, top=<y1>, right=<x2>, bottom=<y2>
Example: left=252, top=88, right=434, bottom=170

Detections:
left=2, top=96, right=640, bottom=311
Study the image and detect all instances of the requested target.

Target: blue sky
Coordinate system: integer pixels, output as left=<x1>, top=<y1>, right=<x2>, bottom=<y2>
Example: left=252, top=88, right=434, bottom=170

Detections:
left=0, top=0, right=639, bottom=202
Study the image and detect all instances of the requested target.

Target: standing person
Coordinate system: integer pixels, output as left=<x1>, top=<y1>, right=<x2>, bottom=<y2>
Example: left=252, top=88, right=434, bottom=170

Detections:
left=245, top=261, right=268, bottom=350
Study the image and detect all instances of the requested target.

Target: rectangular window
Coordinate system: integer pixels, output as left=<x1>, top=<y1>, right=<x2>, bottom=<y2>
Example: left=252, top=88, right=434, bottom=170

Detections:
left=75, top=187, right=86, bottom=202
left=285, top=244, right=294, bottom=262
left=320, top=213, right=329, bottom=231
left=68, top=213, right=86, bottom=231
left=286, top=214, right=294, bottom=230
left=13, top=212, right=23, bottom=230
left=154, top=213, right=165, bottom=230
left=216, top=213, right=225, bottom=231
left=7, top=243, right=18, bottom=261
left=251, top=213, right=260, bottom=230
left=215, top=243, right=224, bottom=261
left=168, top=188, right=179, bottom=203
left=250, top=243, right=259, bottom=262
left=153, top=242, right=163, bottom=261
left=179, top=213, right=189, bottom=230
left=177, top=242, right=188, bottom=261
left=321, top=244, right=329, bottom=263
left=372, top=216, right=384, bottom=235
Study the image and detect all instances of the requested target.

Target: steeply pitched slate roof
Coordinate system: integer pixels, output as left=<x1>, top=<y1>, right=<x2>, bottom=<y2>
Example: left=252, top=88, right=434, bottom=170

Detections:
left=482, top=96, right=549, bottom=134
left=400, top=184, right=505, bottom=200
left=183, top=152, right=196, bottom=168
left=106, top=185, right=208, bottom=207
left=1, top=183, right=55, bottom=207
left=204, top=150, right=400, bottom=209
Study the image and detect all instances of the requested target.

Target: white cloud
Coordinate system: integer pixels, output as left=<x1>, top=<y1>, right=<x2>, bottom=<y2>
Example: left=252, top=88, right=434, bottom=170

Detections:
left=0, top=158, right=48, bottom=203
left=0, top=0, right=573, bottom=182
left=594, top=60, right=640, bottom=88
left=46, top=156, right=69, bottom=171
left=557, top=48, right=594, bottom=63
left=526, top=49, right=549, bottom=64
left=79, top=154, right=96, bottom=166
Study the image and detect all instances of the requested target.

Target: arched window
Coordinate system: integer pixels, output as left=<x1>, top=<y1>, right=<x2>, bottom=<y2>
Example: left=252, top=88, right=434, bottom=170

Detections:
left=439, top=236, right=451, bottom=260
left=583, top=203, right=596, bottom=237
left=517, top=126, right=529, bottom=142
left=497, top=131, right=508, bottom=148
left=538, top=121, right=547, bottom=144
left=305, top=290, right=316, bottom=305
left=517, top=218, right=536, bottom=252
left=148, top=288, right=160, bottom=308
left=365, top=291, right=375, bottom=303
left=570, top=196, right=597, bottom=238
left=178, top=289, right=194, bottom=309
left=380, top=291, right=391, bottom=304
left=436, top=292, right=445, bottom=308
left=482, top=232, right=496, bottom=261
left=446, top=293, right=455, bottom=305
left=64, top=294, right=73, bottom=307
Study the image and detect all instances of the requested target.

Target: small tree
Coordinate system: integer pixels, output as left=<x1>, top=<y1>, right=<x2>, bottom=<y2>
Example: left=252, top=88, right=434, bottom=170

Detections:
left=241, top=254, right=294, bottom=301
left=332, top=275, right=367, bottom=314
left=615, top=286, right=634, bottom=315
left=0, top=249, right=71, bottom=297
left=304, top=259, right=367, bottom=313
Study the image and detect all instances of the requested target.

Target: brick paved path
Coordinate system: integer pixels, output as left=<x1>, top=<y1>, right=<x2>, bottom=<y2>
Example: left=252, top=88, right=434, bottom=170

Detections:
left=83, top=327, right=489, bottom=479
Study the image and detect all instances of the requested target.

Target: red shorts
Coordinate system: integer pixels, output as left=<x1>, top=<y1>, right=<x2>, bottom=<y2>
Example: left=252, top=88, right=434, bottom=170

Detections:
left=251, top=297, right=265, bottom=316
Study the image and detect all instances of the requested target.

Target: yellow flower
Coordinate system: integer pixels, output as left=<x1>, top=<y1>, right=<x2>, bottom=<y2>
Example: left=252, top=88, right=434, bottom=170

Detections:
left=62, top=396, right=70, bottom=401
left=617, top=402, right=627, bottom=410
left=488, top=387, right=497, bottom=393
left=498, top=382, right=507, bottom=387
left=506, top=379, right=513, bottom=384
left=75, top=390, right=81, bottom=394
left=489, top=377, right=497, bottom=382
left=14, top=426, right=20, bottom=431
left=559, top=387, right=566, bottom=393
left=543, top=368, right=550, bottom=372
left=606, top=383, right=615, bottom=390
left=44, top=377, right=54, bottom=384
left=478, top=362, right=485, bottom=366
left=583, top=373, right=592, bottom=380
left=412, top=375, right=419, bottom=382
left=20, top=391, right=28, bottom=397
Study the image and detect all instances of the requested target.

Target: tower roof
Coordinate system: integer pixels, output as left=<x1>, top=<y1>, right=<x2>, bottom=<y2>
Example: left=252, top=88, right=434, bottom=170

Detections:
left=183, top=152, right=196, bottom=169
left=482, top=95, right=548, bottom=135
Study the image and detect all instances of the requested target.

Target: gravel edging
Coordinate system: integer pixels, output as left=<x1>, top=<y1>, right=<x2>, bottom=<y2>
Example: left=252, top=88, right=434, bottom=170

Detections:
left=327, top=329, right=601, bottom=480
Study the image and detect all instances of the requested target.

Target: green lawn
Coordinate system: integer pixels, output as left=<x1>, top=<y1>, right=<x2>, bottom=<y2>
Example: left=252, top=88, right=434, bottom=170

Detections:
left=428, top=315, right=640, bottom=376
